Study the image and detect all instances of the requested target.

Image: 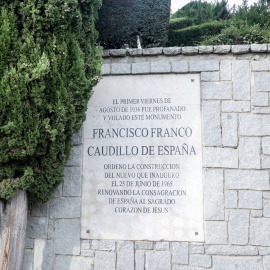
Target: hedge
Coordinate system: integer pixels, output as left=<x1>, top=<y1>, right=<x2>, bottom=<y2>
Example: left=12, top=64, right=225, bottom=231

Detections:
left=167, top=20, right=229, bottom=46
left=97, top=0, right=171, bottom=49
left=169, top=17, right=193, bottom=31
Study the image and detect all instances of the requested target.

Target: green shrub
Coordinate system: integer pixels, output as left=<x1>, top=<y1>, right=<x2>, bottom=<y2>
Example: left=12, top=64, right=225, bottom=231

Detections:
left=97, top=0, right=171, bottom=49
left=169, top=17, right=193, bottom=30
left=0, top=0, right=102, bottom=204
left=167, top=20, right=229, bottom=46
left=199, top=21, right=270, bottom=45
left=171, top=0, right=230, bottom=25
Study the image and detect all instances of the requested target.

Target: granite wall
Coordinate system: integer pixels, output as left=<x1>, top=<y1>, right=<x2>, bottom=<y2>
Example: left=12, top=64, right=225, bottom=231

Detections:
left=23, top=44, right=270, bottom=270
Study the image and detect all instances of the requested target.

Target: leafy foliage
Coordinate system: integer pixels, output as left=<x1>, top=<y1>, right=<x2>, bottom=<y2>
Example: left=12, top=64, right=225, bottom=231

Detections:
left=96, top=0, right=171, bottom=49
left=168, top=20, right=228, bottom=47
left=170, top=0, right=270, bottom=46
left=169, top=17, right=193, bottom=31
left=171, top=0, right=230, bottom=25
left=200, top=21, right=270, bottom=45
left=0, top=0, right=102, bottom=204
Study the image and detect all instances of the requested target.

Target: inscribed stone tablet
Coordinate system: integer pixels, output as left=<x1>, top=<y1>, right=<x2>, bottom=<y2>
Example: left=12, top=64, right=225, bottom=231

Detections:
left=81, top=74, right=204, bottom=241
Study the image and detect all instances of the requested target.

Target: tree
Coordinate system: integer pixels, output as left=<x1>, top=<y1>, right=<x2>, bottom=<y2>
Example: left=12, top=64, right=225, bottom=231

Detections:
left=96, top=0, right=171, bottom=49
left=0, top=0, right=102, bottom=268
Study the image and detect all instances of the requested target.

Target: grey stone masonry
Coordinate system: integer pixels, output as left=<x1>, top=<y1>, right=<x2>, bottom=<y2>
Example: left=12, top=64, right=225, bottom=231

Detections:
left=232, top=45, right=250, bottom=54
left=203, top=170, right=224, bottom=221
left=24, top=48, right=270, bottom=270
left=229, top=209, right=249, bottom=245
left=232, top=60, right=251, bottom=100
left=202, top=101, right=221, bottom=146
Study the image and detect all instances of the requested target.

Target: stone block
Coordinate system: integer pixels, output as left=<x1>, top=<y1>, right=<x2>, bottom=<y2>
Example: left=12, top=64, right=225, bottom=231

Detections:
left=203, top=147, right=238, bottom=168
left=132, top=63, right=150, bottom=74
left=91, top=240, right=115, bottom=251
left=182, top=47, right=198, bottom=55
left=63, top=167, right=82, bottom=196
left=201, top=81, right=232, bottom=100
left=172, top=61, right=188, bottom=73
left=135, top=241, right=154, bottom=250
left=232, top=60, right=251, bottom=100
left=201, top=72, right=219, bottom=81
left=225, top=191, right=238, bottom=209
left=252, top=106, right=270, bottom=114
left=145, top=252, right=171, bottom=270
left=26, top=218, right=48, bottom=239
left=81, top=250, right=95, bottom=257
left=252, top=61, right=270, bottom=71
left=264, top=200, right=270, bottom=217
left=81, top=240, right=91, bottom=250
left=127, top=49, right=143, bottom=56
left=156, top=242, right=169, bottom=251
left=262, top=156, right=270, bottom=169
left=232, top=45, right=250, bottom=54
left=102, top=50, right=110, bottom=58
left=250, top=218, right=270, bottom=246
left=262, top=137, right=270, bottom=154
left=239, top=137, right=260, bottom=169
left=31, top=203, right=48, bottom=217
left=72, top=127, right=83, bottom=145
left=251, top=210, right=263, bottom=217
left=260, top=247, right=270, bottom=255
left=206, top=245, right=258, bottom=256
left=47, top=219, right=54, bottom=240
left=198, top=45, right=213, bottom=54
left=205, top=221, right=228, bottom=244
left=190, top=60, right=219, bottom=72
left=135, top=251, right=145, bottom=270
left=203, top=170, right=224, bottom=220
left=251, top=44, right=268, bottom=52
left=110, top=49, right=126, bottom=57
left=264, top=192, right=270, bottom=199
left=265, top=256, right=270, bottom=270
left=220, top=60, right=232, bottom=81
left=54, top=219, right=80, bottom=255
left=49, top=197, right=81, bottom=219
left=23, top=250, right=33, bottom=270
left=52, top=184, right=62, bottom=198
left=222, top=113, right=238, bottom=147
left=214, top=45, right=231, bottom=54
left=252, top=92, right=269, bottom=106
left=173, top=266, right=205, bottom=270
left=189, top=254, right=211, bottom=268
left=142, top=47, right=163, bottom=55
left=151, top=62, right=171, bottom=73
left=55, top=255, right=94, bottom=270
left=240, top=115, right=270, bottom=136
left=202, top=101, right=221, bottom=146
left=225, top=170, right=270, bottom=190
left=66, top=145, right=82, bottom=166
left=253, top=72, right=270, bottom=91
left=101, top=64, right=110, bottom=75
left=25, top=239, right=34, bottom=249
left=239, top=190, right=262, bottom=209
left=117, top=241, right=134, bottom=270
left=172, top=242, right=189, bottom=265
left=163, top=47, right=181, bottom=55
left=111, top=63, right=131, bottom=74
left=229, top=209, right=249, bottom=245
left=222, top=101, right=250, bottom=112
left=190, top=245, right=204, bottom=254
left=33, top=239, right=53, bottom=270
left=213, top=257, right=263, bottom=270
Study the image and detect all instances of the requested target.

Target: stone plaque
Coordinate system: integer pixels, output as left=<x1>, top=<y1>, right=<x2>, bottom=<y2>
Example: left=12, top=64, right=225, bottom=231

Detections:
left=81, top=74, right=204, bottom=241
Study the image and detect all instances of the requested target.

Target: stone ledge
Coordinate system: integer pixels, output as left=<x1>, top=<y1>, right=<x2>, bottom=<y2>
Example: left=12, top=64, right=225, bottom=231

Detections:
left=103, top=44, right=270, bottom=58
